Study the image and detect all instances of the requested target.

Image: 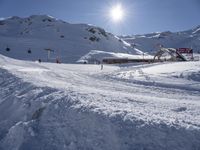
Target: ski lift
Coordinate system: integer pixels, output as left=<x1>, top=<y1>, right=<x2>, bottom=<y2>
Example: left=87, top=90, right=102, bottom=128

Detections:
left=5, top=46, right=10, bottom=51
left=27, top=48, right=32, bottom=54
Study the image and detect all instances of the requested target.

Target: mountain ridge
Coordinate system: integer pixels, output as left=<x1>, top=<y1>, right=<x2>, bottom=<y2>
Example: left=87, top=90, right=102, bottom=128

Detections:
left=0, top=15, right=140, bottom=63
left=121, top=25, right=200, bottom=53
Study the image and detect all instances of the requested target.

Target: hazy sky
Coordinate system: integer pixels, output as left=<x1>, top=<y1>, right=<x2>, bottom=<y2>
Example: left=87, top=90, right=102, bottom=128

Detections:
left=0, top=0, right=200, bottom=35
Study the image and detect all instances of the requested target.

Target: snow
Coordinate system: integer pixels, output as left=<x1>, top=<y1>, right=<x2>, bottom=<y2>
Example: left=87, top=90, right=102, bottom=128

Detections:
left=0, top=54, right=200, bottom=150
left=192, top=26, right=200, bottom=34
left=121, top=26, right=200, bottom=54
left=0, top=15, right=141, bottom=63
left=0, top=15, right=200, bottom=150
left=77, top=50, right=152, bottom=63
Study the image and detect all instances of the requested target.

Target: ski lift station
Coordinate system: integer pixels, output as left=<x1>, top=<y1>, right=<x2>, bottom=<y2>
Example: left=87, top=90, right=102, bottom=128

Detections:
left=153, top=47, right=193, bottom=62
left=102, top=47, right=195, bottom=64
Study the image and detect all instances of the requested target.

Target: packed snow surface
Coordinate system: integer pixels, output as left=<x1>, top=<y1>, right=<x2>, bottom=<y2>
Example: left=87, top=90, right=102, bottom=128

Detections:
left=0, top=54, right=200, bottom=150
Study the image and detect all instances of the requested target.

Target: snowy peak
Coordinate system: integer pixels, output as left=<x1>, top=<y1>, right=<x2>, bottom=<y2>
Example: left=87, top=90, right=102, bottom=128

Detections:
left=0, top=15, right=141, bottom=63
left=121, top=25, right=200, bottom=53
left=0, top=15, right=117, bottom=40
left=5, top=15, right=57, bottom=23
left=0, top=15, right=67, bottom=36
left=0, top=15, right=56, bottom=27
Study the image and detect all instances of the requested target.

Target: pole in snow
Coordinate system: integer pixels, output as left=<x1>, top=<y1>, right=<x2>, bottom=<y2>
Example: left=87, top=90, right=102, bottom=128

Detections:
left=44, top=48, right=54, bottom=62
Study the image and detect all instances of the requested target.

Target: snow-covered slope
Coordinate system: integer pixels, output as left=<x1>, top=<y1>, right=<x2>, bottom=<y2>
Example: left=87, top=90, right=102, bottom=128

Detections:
left=121, top=26, right=200, bottom=54
left=78, top=50, right=152, bottom=63
left=0, top=54, right=200, bottom=150
left=0, top=15, right=140, bottom=63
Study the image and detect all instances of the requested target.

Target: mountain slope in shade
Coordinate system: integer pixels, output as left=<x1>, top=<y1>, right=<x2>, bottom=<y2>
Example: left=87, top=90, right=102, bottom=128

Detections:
left=0, top=15, right=140, bottom=63
left=121, top=26, right=200, bottom=54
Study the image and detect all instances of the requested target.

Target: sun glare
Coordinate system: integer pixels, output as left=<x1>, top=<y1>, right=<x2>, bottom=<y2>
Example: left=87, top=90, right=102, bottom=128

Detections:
left=110, top=4, right=124, bottom=22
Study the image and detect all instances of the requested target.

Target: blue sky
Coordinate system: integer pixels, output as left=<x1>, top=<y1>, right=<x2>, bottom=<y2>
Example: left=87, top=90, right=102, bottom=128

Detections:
left=0, top=0, right=200, bottom=35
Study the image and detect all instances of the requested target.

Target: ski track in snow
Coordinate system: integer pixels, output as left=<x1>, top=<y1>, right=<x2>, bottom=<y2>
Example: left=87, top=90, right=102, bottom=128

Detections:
left=1, top=55, right=200, bottom=128
left=0, top=55, right=200, bottom=150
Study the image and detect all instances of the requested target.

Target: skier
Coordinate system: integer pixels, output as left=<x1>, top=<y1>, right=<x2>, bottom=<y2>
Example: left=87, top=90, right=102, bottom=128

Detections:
left=56, top=57, right=61, bottom=64
left=101, top=63, right=103, bottom=70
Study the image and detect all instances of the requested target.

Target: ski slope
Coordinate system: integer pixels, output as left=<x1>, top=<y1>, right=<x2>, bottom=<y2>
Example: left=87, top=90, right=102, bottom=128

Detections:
left=0, top=55, right=200, bottom=150
left=0, top=15, right=142, bottom=63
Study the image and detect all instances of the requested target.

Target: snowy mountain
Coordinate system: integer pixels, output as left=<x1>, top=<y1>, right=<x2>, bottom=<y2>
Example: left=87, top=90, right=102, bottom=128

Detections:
left=121, top=26, right=200, bottom=54
left=0, top=54, right=200, bottom=150
left=0, top=15, right=141, bottom=63
left=1, top=15, right=200, bottom=150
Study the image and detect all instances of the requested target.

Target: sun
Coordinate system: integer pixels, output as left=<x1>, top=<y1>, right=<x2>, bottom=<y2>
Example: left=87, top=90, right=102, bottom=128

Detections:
left=110, top=4, right=124, bottom=22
